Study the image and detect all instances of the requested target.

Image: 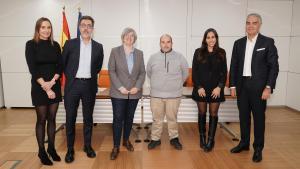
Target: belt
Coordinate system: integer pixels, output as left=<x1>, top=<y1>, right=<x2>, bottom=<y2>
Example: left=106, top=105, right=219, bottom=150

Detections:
left=242, top=76, right=252, bottom=79
left=75, top=78, right=91, bottom=81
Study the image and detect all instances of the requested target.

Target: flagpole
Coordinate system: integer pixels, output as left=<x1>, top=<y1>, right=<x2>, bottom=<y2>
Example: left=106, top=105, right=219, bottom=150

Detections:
left=61, top=6, right=65, bottom=47
left=77, top=7, right=82, bottom=38
left=55, top=5, right=69, bottom=136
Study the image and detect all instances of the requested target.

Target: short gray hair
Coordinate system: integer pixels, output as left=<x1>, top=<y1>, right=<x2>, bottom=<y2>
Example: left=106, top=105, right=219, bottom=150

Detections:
left=121, top=27, right=137, bottom=44
left=247, top=13, right=262, bottom=24
left=160, top=34, right=173, bottom=43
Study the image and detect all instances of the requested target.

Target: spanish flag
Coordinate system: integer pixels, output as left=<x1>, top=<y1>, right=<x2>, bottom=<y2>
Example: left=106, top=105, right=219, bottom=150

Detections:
left=60, top=8, right=70, bottom=87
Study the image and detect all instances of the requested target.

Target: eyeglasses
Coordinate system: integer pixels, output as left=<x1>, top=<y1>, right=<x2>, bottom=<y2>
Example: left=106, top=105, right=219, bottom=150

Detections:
left=80, top=24, right=93, bottom=29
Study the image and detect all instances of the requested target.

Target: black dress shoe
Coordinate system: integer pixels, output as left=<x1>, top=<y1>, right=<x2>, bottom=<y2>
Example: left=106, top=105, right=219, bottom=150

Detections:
left=252, top=150, right=262, bottom=162
left=148, top=140, right=161, bottom=150
left=123, top=140, right=134, bottom=151
left=83, top=146, right=96, bottom=158
left=170, top=138, right=183, bottom=150
left=230, top=143, right=250, bottom=153
left=38, top=149, right=53, bottom=165
left=65, top=148, right=74, bottom=163
left=110, top=147, right=119, bottom=160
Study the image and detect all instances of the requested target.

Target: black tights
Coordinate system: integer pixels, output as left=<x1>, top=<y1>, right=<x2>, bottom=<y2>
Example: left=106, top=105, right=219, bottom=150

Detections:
left=35, top=103, right=59, bottom=150
left=196, top=102, right=220, bottom=117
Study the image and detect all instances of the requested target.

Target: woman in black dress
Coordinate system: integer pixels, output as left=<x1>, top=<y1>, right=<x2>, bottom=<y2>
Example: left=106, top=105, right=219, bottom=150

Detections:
left=192, top=28, right=227, bottom=152
left=25, top=17, right=62, bottom=165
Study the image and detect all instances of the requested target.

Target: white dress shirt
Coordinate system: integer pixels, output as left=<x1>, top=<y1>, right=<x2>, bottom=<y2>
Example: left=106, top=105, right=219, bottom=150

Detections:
left=243, top=34, right=258, bottom=76
left=76, top=36, right=92, bottom=78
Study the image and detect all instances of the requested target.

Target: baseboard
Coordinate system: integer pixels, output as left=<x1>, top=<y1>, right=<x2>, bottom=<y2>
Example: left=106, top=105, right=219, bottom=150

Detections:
left=284, top=106, right=300, bottom=113
left=267, top=105, right=286, bottom=108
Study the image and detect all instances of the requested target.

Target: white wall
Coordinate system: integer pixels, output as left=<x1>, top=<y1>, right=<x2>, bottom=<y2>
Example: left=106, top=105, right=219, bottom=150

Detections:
left=0, top=0, right=298, bottom=108
left=0, top=63, right=4, bottom=107
left=287, top=0, right=300, bottom=110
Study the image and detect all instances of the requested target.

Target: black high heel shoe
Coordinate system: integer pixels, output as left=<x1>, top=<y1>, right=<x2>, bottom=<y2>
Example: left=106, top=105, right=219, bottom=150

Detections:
left=38, top=149, right=53, bottom=165
left=47, top=147, right=61, bottom=161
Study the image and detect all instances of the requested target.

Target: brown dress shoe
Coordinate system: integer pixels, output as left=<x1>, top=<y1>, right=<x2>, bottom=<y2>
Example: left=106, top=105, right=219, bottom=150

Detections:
left=123, top=140, right=134, bottom=151
left=110, top=147, right=119, bottom=160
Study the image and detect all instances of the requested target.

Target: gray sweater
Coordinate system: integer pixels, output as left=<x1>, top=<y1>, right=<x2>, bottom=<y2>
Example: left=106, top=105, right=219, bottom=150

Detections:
left=146, top=50, right=189, bottom=98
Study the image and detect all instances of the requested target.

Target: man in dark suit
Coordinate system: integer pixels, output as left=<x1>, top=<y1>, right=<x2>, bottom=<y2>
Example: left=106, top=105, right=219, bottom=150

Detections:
left=62, top=15, right=104, bottom=163
left=229, top=13, right=279, bottom=162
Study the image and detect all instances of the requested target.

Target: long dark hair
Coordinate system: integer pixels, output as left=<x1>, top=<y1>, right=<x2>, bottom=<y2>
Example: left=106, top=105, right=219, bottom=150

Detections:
left=196, top=28, right=225, bottom=63
left=33, top=17, right=54, bottom=45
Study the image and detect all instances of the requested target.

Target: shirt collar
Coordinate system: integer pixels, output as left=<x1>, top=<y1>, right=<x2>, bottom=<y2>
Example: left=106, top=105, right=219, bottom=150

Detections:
left=80, top=36, right=92, bottom=44
left=247, top=33, right=258, bottom=43
left=160, top=48, right=173, bottom=54
left=123, top=45, right=135, bottom=54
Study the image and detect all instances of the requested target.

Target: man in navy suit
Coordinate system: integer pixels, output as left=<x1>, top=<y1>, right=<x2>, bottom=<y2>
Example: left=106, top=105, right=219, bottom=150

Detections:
left=229, top=13, right=279, bottom=162
left=62, top=15, right=104, bottom=163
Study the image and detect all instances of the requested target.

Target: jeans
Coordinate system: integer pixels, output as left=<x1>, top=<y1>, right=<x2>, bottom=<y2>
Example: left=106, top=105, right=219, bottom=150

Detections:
left=111, top=97, right=139, bottom=147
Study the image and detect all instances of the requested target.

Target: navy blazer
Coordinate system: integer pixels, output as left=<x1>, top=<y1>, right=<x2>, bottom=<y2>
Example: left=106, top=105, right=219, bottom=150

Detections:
left=62, top=38, right=104, bottom=95
left=229, top=33, right=279, bottom=93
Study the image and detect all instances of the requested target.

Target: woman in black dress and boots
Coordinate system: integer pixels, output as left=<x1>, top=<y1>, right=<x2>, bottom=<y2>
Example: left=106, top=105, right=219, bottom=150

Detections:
left=192, top=28, right=227, bottom=152
left=25, top=17, right=62, bottom=165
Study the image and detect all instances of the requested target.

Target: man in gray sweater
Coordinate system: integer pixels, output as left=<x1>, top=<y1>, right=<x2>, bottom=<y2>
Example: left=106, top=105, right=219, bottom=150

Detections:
left=147, top=34, right=189, bottom=150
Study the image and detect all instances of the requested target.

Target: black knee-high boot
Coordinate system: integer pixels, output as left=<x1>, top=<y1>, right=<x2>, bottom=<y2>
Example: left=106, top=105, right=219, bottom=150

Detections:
left=198, top=114, right=207, bottom=149
left=204, top=116, right=218, bottom=152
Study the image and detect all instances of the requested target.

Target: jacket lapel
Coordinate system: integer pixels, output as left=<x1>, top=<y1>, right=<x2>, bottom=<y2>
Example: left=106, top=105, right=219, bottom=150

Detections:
left=251, top=33, right=262, bottom=73
left=252, top=33, right=263, bottom=58
left=74, top=38, right=81, bottom=75
left=91, top=40, right=96, bottom=74
left=119, top=46, right=130, bottom=75
left=240, top=36, right=247, bottom=72
left=130, top=49, right=138, bottom=76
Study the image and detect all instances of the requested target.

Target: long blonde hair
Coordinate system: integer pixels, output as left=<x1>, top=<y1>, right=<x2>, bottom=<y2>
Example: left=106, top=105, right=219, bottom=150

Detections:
left=33, top=17, right=54, bottom=45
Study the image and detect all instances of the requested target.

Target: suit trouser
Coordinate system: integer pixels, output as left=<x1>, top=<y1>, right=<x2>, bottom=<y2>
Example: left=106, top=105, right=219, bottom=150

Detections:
left=150, top=97, right=181, bottom=141
left=64, top=79, right=96, bottom=149
left=237, top=77, right=266, bottom=151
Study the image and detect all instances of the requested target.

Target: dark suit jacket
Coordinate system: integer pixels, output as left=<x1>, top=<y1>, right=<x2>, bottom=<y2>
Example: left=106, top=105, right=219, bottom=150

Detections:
left=108, top=45, right=146, bottom=99
left=62, top=38, right=104, bottom=95
left=229, top=33, right=279, bottom=94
